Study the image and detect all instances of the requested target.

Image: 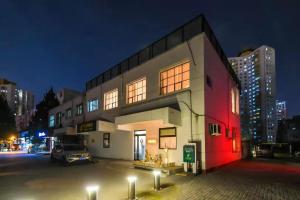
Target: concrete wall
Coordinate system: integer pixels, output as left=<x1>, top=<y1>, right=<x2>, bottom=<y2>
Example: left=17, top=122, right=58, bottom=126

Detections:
left=86, top=131, right=133, bottom=160
left=203, top=35, right=241, bottom=170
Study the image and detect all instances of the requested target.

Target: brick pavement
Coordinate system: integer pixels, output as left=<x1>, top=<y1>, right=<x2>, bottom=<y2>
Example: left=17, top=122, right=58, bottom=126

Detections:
left=177, top=160, right=300, bottom=200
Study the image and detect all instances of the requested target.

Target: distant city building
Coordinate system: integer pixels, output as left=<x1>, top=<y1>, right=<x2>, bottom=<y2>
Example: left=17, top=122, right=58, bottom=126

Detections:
left=229, top=46, right=277, bottom=143
left=277, top=116, right=300, bottom=143
left=1, top=78, right=35, bottom=132
left=0, top=78, right=34, bottom=116
left=276, top=100, right=287, bottom=121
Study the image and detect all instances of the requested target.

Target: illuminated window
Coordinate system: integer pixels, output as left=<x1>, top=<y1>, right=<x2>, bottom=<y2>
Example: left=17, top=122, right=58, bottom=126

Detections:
left=104, top=89, right=118, bottom=110
left=159, top=127, right=176, bottom=149
left=76, top=104, right=83, bottom=116
left=231, top=88, right=236, bottom=113
left=49, top=115, right=55, bottom=127
left=160, top=62, right=190, bottom=94
left=127, top=77, right=146, bottom=104
left=87, top=99, right=99, bottom=112
left=231, top=87, right=240, bottom=114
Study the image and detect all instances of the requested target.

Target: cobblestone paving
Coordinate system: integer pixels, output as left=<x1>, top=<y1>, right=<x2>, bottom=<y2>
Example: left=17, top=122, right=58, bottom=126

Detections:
left=178, top=159, right=300, bottom=200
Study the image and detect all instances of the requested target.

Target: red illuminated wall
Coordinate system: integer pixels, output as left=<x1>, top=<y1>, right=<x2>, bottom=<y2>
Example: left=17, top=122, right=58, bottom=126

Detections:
left=203, top=36, right=241, bottom=170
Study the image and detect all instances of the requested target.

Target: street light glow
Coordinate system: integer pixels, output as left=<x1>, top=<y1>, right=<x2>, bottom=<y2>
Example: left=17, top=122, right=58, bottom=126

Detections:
left=127, top=176, right=137, bottom=183
left=153, top=170, right=161, bottom=177
left=86, top=185, right=99, bottom=192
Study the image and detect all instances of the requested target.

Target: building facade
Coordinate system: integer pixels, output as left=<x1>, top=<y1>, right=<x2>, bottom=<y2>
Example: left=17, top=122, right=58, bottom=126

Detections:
left=276, top=100, right=287, bottom=121
left=0, top=78, right=35, bottom=132
left=229, top=46, right=277, bottom=143
left=277, top=116, right=300, bottom=143
left=49, top=15, right=241, bottom=171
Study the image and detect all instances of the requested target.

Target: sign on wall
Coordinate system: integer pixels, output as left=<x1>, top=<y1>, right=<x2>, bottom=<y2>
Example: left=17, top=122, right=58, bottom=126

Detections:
left=183, top=145, right=195, bottom=163
left=77, top=121, right=97, bottom=133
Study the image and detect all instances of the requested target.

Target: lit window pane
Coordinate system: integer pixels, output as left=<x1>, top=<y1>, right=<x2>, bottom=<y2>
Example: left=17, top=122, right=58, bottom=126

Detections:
left=127, top=77, right=146, bottom=104
left=160, top=62, right=190, bottom=94
left=104, top=89, right=118, bottom=110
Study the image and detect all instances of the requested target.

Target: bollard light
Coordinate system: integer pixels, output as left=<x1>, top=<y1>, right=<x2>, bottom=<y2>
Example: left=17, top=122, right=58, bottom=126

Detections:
left=153, top=170, right=161, bottom=191
left=127, top=176, right=137, bottom=200
left=86, top=185, right=99, bottom=200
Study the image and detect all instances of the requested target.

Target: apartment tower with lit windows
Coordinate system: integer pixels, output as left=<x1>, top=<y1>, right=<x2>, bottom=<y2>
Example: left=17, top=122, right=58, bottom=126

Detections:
left=229, top=46, right=277, bottom=143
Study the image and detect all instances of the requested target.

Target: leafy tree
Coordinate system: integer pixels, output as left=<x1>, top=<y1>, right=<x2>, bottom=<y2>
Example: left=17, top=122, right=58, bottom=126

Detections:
left=28, top=88, right=59, bottom=142
left=0, top=95, right=16, bottom=139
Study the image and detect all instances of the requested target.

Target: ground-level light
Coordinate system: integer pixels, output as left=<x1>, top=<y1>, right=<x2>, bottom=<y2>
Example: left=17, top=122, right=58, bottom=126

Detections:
left=127, top=176, right=137, bottom=200
left=153, top=170, right=161, bottom=191
left=86, top=185, right=99, bottom=200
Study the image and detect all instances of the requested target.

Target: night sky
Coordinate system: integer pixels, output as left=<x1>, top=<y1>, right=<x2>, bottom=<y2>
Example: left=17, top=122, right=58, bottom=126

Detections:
left=0, top=0, right=299, bottom=116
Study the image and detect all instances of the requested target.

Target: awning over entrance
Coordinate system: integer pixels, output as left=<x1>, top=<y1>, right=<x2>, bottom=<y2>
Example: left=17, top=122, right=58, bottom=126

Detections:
left=76, top=120, right=116, bottom=135
left=115, top=107, right=181, bottom=131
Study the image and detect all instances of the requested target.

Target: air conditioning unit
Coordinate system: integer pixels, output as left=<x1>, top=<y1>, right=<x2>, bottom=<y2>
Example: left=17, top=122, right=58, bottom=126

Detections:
left=209, top=124, right=221, bottom=136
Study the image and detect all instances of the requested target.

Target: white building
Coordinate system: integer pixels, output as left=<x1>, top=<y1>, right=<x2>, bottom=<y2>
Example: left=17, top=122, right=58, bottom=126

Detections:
left=49, top=15, right=241, bottom=172
left=229, top=46, right=277, bottom=143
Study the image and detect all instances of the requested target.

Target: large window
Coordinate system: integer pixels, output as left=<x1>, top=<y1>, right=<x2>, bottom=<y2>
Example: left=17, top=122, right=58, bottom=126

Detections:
left=127, top=77, right=146, bottom=104
left=160, top=62, right=190, bottom=94
left=49, top=115, right=55, bottom=127
left=104, top=89, right=118, bottom=110
left=76, top=104, right=83, bottom=116
left=159, top=127, right=177, bottom=149
left=87, top=99, right=99, bottom=112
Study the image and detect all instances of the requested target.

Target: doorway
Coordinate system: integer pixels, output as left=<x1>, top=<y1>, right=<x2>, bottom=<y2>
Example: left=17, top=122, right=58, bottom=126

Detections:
left=134, top=130, right=146, bottom=160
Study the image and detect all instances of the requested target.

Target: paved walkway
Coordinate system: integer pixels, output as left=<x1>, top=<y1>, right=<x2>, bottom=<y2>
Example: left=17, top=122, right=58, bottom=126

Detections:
left=178, top=160, right=300, bottom=200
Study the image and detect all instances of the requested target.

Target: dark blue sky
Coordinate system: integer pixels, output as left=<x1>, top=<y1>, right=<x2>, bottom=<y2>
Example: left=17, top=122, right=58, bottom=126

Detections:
left=0, top=0, right=299, bottom=116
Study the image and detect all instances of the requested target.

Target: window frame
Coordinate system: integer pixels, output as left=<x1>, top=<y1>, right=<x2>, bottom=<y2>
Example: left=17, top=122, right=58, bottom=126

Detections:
left=103, top=133, right=110, bottom=148
left=49, top=114, right=55, bottom=127
left=126, top=77, right=147, bottom=104
left=160, top=62, right=190, bottom=95
left=76, top=104, right=83, bottom=116
left=65, top=108, right=72, bottom=119
left=159, top=127, right=177, bottom=150
left=87, top=99, right=99, bottom=112
left=104, top=89, right=118, bottom=110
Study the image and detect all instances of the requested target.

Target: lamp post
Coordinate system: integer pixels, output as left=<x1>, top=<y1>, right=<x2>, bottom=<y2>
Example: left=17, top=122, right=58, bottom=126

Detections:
left=127, top=176, right=137, bottom=200
left=86, top=185, right=99, bottom=200
left=153, top=170, right=161, bottom=191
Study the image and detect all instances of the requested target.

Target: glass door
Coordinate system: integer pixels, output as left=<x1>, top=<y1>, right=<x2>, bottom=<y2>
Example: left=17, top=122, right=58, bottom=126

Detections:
left=134, top=130, right=146, bottom=160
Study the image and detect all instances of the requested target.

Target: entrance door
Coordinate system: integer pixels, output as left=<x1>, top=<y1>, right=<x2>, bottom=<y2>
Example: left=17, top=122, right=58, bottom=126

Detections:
left=134, top=130, right=146, bottom=160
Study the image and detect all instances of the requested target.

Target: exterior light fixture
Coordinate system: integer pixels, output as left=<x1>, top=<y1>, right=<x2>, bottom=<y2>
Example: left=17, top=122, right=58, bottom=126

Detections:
left=86, top=185, right=99, bottom=200
left=153, top=170, right=161, bottom=191
left=127, top=176, right=137, bottom=200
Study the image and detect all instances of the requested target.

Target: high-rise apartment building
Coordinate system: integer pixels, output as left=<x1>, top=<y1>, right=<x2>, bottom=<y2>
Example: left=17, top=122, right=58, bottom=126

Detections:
left=0, top=78, right=34, bottom=116
left=229, top=46, right=277, bottom=143
left=276, top=100, right=287, bottom=121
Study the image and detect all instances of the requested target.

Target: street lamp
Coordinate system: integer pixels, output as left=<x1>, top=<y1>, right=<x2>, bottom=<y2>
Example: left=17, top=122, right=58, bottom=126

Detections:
left=86, top=185, right=99, bottom=200
left=153, top=170, right=161, bottom=191
left=127, top=176, right=137, bottom=200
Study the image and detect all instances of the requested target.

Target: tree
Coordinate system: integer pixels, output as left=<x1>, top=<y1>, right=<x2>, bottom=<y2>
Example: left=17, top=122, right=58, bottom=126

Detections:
left=0, top=95, right=16, bottom=139
left=28, top=88, right=59, bottom=142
